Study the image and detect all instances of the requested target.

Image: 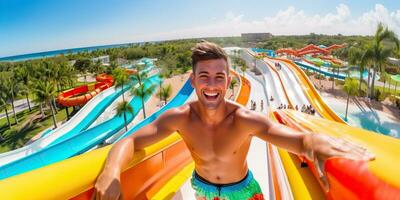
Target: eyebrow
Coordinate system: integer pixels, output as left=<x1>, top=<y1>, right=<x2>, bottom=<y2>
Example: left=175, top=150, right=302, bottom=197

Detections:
left=198, top=71, right=209, bottom=75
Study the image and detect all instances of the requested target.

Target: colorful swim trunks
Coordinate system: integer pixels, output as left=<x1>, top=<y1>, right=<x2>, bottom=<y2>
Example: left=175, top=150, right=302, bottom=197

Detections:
left=191, top=170, right=264, bottom=200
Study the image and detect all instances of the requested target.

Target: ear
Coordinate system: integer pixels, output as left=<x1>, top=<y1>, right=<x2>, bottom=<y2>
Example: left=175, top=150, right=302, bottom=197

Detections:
left=190, top=73, right=195, bottom=87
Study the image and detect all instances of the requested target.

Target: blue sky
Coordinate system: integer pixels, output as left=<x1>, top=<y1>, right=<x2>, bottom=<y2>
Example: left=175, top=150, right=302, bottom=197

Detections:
left=1, top=0, right=399, bottom=57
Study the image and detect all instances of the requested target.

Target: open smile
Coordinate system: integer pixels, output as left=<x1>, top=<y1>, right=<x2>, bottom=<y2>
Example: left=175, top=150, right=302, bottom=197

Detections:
left=202, top=91, right=220, bottom=101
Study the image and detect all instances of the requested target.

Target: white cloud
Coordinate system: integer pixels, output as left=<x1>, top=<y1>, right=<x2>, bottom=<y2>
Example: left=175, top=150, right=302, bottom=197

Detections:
left=129, top=3, right=400, bottom=42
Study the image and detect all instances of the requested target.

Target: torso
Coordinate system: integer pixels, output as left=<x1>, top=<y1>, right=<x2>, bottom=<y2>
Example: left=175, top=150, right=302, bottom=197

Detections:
left=175, top=100, right=254, bottom=184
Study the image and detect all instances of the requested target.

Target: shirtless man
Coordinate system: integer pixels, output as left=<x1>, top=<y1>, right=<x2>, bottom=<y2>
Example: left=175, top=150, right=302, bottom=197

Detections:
left=93, top=42, right=374, bottom=200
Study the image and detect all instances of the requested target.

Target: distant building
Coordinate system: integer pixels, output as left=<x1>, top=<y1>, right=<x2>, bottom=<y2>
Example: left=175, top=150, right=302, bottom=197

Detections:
left=388, top=57, right=400, bottom=66
left=116, top=58, right=129, bottom=65
left=241, top=33, right=273, bottom=42
left=92, top=55, right=110, bottom=65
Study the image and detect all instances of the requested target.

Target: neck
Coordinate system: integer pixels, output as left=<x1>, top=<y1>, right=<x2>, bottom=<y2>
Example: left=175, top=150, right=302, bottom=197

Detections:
left=197, top=100, right=228, bottom=126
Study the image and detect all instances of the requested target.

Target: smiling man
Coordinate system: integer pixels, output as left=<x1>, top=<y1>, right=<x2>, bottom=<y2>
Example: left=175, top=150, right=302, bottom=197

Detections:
left=93, top=41, right=374, bottom=200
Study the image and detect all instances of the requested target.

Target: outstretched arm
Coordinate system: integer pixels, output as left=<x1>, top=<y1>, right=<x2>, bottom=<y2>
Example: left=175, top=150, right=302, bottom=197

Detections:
left=92, top=108, right=183, bottom=200
left=242, top=110, right=374, bottom=191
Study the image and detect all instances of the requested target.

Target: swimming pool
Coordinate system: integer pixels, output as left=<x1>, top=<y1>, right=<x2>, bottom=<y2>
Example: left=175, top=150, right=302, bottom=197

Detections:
left=323, top=95, right=400, bottom=139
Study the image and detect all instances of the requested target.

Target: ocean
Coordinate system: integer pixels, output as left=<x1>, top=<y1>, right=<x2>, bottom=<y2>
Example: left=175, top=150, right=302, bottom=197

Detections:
left=0, top=43, right=138, bottom=62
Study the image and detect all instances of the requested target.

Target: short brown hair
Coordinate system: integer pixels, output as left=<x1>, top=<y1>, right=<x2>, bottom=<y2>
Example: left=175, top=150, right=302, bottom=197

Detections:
left=191, top=41, right=229, bottom=73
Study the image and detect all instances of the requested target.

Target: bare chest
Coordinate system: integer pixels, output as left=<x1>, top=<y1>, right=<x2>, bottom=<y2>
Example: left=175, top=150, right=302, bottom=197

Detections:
left=179, top=120, right=250, bottom=158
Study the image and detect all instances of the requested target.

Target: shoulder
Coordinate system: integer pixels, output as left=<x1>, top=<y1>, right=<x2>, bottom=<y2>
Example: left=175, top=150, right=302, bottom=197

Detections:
left=155, top=104, right=190, bottom=129
left=233, top=103, right=271, bottom=129
left=158, top=104, right=190, bottom=121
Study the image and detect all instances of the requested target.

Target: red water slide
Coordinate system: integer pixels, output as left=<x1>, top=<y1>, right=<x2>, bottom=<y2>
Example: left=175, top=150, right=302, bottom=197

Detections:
left=276, top=43, right=346, bottom=57
left=57, top=74, right=114, bottom=107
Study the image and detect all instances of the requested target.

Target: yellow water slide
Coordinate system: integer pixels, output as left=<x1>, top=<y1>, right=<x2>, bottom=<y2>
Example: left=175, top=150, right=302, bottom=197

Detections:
left=268, top=57, right=400, bottom=199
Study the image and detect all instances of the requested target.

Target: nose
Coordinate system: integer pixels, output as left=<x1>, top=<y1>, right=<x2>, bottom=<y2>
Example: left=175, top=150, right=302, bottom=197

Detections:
left=206, top=78, right=218, bottom=88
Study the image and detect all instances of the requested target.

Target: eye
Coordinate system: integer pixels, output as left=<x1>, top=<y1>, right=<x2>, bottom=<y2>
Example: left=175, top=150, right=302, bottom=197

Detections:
left=216, top=76, right=224, bottom=80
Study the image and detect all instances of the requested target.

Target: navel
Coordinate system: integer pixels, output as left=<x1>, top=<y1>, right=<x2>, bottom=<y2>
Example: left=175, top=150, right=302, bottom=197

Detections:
left=216, top=176, right=221, bottom=180
left=233, top=151, right=237, bottom=155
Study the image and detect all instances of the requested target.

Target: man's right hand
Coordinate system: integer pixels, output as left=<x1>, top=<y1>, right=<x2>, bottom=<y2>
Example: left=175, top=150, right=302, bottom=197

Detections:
left=92, top=169, right=123, bottom=200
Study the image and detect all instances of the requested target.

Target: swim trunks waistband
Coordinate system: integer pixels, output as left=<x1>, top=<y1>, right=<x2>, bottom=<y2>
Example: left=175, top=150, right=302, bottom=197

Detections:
left=191, top=170, right=264, bottom=200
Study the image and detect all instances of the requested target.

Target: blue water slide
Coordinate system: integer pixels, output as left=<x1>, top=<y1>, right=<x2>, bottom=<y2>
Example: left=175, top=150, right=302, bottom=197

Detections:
left=47, top=64, right=156, bottom=147
left=0, top=72, right=135, bottom=167
left=0, top=75, right=161, bottom=180
left=295, top=61, right=347, bottom=80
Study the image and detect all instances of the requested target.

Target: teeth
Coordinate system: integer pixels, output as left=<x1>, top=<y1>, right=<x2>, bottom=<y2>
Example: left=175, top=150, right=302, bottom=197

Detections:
left=204, top=92, right=218, bottom=97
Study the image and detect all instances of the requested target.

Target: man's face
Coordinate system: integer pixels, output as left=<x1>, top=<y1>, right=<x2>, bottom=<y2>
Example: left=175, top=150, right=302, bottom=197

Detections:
left=190, top=59, right=231, bottom=110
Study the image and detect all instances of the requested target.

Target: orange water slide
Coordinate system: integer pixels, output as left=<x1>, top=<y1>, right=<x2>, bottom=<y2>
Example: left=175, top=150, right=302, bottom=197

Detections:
left=318, top=56, right=343, bottom=65
left=325, top=44, right=346, bottom=51
left=276, top=44, right=345, bottom=57
left=57, top=73, right=114, bottom=107
left=276, top=48, right=299, bottom=57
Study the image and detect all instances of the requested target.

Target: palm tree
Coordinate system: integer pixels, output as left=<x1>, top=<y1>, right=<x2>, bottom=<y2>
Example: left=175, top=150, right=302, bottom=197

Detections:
left=91, top=60, right=105, bottom=76
left=348, top=47, right=364, bottom=94
left=157, top=84, right=172, bottom=105
left=0, top=93, right=11, bottom=129
left=158, top=72, right=167, bottom=101
left=130, top=64, right=149, bottom=86
left=229, top=78, right=238, bottom=97
left=33, top=81, right=58, bottom=128
left=132, top=83, right=156, bottom=119
left=74, top=58, right=92, bottom=83
left=116, top=101, right=134, bottom=132
left=15, top=64, right=32, bottom=111
left=364, top=23, right=399, bottom=99
left=3, top=73, right=19, bottom=124
left=343, top=78, right=359, bottom=121
left=112, top=68, right=129, bottom=102
left=381, top=72, right=390, bottom=93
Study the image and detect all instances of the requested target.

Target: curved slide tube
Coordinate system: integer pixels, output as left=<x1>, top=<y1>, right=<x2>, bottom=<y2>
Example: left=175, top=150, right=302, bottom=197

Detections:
left=0, top=75, right=161, bottom=180
left=243, top=49, right=288, bottom=108
left=0, top=79, right=135, bottom=167
left=271, top=57, right=344, bottom=122
left=280, top=110, right=400, bottom=199
left=295, top=60, right=346, bottom=80
left=0, top=77, right=195, bottom=199
left=57, top=73, right=114, bottom=107
left=271, top=56, right=400, bottom=198
left=264, top=59, right=309, bottom=109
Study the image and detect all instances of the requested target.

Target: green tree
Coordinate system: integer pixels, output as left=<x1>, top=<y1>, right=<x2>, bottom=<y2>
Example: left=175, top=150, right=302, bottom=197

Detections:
left=348, top=47, right=364, bottom=94
left=364, top=23, right=399, bottom=99
left=0, top=91, right=11, bottom=129
left=74, top=58, right=92, bottom=83
left=132, top=83, right=156, bottom=119
left=343, top=78, right=359, bottom=121
left=1, top=73, right=20, bottom=124
left=15, top=64, right=32, bottom=111
left=157, top=84, right=172, bottom=105
left=381, top=72, right=390, bottom=93
left=106, top=61, right=118, bottom=74
left=33, top=81, right=58, bottom=128
left=130, top=64, right=149, bottom=86
left=229, top=78, right=238, bottom=97
left=91, top=60, right=105, bottom=76
left=116, top=101, right=134, bottom=132
left=112, top=68, right=129, bottom=102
